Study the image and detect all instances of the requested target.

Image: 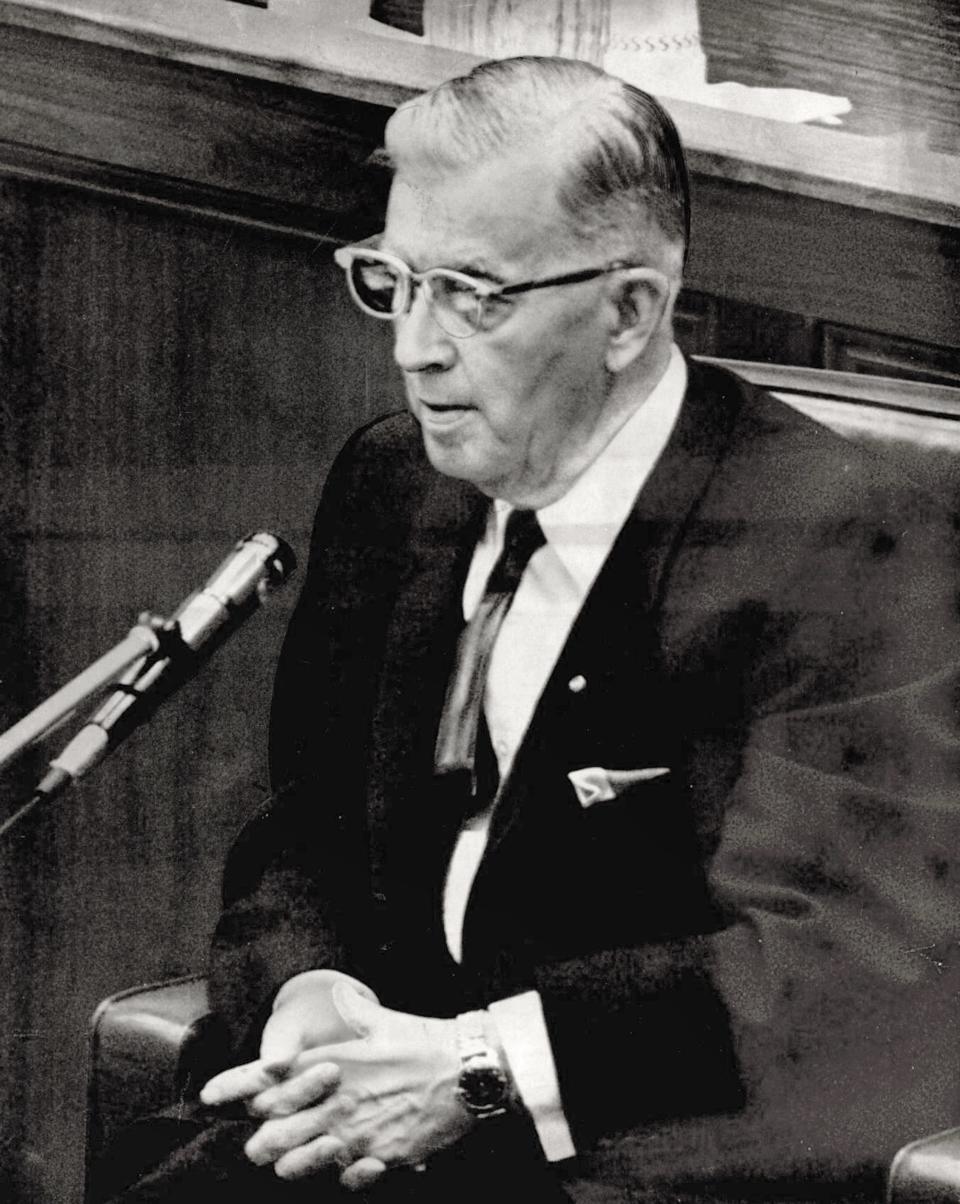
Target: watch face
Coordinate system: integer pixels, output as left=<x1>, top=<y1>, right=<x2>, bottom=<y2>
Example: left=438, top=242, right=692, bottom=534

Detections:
left=460, top=1063, right=509, bottom=1113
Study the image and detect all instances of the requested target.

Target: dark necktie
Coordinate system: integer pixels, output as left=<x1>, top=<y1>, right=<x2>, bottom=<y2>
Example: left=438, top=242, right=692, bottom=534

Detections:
left=434, top=508, right=546, bottom=799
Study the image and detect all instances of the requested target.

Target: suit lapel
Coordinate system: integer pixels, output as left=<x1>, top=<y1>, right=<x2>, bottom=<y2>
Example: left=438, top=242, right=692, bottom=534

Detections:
left=366, top=468, right=486, bottom=873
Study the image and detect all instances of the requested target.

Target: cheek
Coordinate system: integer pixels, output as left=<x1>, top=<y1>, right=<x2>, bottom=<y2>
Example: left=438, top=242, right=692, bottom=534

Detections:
left=462, top=354, right=535, bottom=437
left=464, top=314, right=604, bottom=440
left=484, top=383, right=548, bottom=455
left=523, top=344, right=605, bottom=432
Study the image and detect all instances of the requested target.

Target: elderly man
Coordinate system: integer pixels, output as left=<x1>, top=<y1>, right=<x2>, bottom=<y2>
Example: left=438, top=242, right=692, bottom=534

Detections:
left=107, top=55, right=960, bottom=1204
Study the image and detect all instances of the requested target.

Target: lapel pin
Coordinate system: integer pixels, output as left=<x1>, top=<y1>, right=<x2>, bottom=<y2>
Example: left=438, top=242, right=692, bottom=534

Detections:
left=567, top=674, right=587, bottom=694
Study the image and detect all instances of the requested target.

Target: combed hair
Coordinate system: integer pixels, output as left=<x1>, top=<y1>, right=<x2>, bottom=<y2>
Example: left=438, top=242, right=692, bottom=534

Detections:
left=385, top=56, right=690, bottom=265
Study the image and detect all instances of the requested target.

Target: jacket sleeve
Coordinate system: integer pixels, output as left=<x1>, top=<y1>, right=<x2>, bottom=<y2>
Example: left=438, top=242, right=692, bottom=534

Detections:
left=207, top=417, right=404, bottom=1058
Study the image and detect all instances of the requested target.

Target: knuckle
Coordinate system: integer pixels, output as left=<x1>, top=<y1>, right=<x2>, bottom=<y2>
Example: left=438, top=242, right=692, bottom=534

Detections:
left=246, top=1093, right=274, bottom=1118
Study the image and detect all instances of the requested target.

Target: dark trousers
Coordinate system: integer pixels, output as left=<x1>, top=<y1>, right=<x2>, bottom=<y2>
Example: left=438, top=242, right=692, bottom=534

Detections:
left=97, top=1103, right=574, bottom=1204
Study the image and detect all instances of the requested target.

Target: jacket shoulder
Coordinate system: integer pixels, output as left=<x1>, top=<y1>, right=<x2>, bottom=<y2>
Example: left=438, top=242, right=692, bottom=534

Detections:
left=335, top=409, right=428, bottom=478
left=318, top=410, right=437, bottom=523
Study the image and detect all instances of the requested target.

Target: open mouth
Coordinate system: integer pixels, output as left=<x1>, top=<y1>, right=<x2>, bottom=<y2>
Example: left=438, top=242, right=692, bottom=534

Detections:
left=420, top=400, right=475, bottom=423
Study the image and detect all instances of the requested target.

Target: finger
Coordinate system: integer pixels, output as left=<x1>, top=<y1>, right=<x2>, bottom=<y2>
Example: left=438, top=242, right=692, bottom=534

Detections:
left=340, top=1157, right=388, bottom=1191
left=200, top=1060, right=284, bottom=1107
left=244, top=1106, right=330, bottom=1166
left=247, top=1060, right=341, bottom=1118
left=273, top=1134, right=350, bottom=1180
left=259, top=1005, right=309, bottom=1073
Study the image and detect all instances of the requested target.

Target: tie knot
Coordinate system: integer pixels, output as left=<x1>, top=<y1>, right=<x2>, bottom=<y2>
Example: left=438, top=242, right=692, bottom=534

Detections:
left=486, top=508, right=545, bottom=596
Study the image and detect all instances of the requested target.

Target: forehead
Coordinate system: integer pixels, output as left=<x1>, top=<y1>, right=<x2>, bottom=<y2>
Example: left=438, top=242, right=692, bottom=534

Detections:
left=383, top=149, right=570, bottom=276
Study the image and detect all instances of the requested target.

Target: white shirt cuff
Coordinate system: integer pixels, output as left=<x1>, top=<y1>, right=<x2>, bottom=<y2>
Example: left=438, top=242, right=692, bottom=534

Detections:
left=488, top=991, right=576, bottom=1162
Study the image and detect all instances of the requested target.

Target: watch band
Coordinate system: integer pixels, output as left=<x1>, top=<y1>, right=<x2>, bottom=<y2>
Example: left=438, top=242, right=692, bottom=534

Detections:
left=455, top=1010, right=512, bottom=1118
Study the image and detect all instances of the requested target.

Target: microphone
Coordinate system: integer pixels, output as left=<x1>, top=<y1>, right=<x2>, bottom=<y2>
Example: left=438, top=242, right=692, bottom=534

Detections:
left=34, top=532, right=296, bottom=800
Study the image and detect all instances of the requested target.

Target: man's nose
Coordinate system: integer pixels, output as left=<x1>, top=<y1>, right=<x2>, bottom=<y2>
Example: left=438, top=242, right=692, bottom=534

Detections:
left=392, top=285, right=456, bottom=374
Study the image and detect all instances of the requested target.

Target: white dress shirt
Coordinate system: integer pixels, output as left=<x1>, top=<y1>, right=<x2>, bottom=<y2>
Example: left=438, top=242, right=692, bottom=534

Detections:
left=442, top=345, right=688, bottom=1160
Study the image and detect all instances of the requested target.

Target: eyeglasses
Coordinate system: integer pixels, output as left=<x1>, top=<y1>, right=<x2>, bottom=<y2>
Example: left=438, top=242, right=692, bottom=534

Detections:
left=333, top=237, right=644, bottom=339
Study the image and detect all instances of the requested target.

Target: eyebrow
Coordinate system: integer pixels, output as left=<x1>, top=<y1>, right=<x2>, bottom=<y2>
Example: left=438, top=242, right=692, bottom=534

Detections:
left=379, top=239, right=507, bottom=287
left=449, top=262, right=507, bottom=286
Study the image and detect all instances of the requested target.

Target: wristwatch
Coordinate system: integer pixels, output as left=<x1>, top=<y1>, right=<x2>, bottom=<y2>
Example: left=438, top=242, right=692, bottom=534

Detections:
left=455, top=1010, right=513, bottom=1118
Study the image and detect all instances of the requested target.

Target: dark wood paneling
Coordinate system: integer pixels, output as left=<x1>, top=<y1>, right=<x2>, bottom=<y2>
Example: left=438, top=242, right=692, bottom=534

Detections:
left=686, top=172, right=960, bottom=354
left=0, top=170, right=48, bottom=1204
left=674, top=290, right=720, bottom=359
left=370, top=0, right=424, bottom=36
left=0, top=20, right=391, bottom=240
left=700, top=0, right=960, bottom=150
left=0, top=173, right=397, bottom=1204
left=677, top=289, right=818, bottom=366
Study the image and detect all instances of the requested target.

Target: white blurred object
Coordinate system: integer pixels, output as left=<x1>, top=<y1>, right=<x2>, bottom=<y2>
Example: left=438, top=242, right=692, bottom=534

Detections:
left=422, top=0, right=609, bottom=61
left=604, top=0, right=707, bottom=97
left=375, top=0, right=850, bottom=126
left=689, top=82, right=849, bottom=123
left=606, top=0, right=850, bottom=123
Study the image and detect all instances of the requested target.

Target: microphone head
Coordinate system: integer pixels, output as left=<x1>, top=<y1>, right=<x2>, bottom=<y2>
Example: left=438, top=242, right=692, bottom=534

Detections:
left=169, top=532, right=297, bottom=654
left=243, top=532, right=298, bottom=602
left=202, top=532, right=297, bottom=611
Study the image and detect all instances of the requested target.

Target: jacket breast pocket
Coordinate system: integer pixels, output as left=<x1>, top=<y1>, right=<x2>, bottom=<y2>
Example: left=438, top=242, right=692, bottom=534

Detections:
left=567, top=765, right=671, bottom=810
left=563, top=767, right=716, bottom=936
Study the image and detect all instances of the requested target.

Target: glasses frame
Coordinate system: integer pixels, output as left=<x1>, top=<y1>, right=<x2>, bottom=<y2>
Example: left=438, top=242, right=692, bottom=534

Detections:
left=333, top=237, right=645, bottom=338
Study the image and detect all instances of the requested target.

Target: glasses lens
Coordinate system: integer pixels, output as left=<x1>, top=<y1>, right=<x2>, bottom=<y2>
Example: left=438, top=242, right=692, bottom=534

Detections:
left=350, top=255, right=403, bottom=315
left=428, top=273, right=483, bottom=337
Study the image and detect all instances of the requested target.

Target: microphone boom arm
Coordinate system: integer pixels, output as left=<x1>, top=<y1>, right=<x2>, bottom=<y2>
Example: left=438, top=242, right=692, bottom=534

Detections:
left=0, top=617, right=165, bottom=774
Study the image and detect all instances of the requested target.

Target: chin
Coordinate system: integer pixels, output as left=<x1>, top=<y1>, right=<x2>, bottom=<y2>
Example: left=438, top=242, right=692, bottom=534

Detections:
left=420, top=433, right=499, bottom=492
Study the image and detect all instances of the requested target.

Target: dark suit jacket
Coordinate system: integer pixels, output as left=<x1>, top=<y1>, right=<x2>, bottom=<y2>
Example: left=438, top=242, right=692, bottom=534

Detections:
left=208, top=359, right=960, bottom=1203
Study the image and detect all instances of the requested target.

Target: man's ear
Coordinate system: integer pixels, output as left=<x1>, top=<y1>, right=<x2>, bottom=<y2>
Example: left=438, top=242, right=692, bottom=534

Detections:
left=605, top=268, right=673, bottom=373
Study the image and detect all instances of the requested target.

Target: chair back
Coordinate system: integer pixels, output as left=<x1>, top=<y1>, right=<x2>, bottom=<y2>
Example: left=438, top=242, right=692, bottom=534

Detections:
left=706, top=357, right=960, bottom=507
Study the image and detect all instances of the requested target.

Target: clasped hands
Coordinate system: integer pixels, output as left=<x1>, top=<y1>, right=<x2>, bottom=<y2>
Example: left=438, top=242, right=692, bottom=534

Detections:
left=200, top=970, right=475, bottom=1191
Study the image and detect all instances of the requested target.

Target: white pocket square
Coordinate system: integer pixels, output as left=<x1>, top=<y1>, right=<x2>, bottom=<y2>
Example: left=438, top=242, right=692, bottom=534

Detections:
left=567, top=765, right=671, bottom=809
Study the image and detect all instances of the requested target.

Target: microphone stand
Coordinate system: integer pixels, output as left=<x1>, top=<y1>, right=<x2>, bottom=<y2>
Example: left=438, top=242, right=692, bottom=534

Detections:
left=0, top=532, right=296, bottom=839
left=0, top=613, right=169, bottom=837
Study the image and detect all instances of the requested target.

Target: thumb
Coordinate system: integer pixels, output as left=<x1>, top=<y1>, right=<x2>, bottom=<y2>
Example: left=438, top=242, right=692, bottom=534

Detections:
left=331, top=980, right=381, bottom=1037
